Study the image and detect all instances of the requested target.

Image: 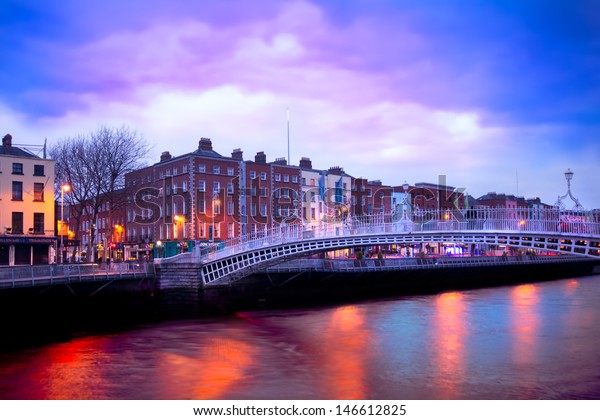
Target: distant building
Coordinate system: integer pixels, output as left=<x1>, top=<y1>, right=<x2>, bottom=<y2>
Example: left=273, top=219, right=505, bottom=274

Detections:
left=0, top=134, right=55, bottom=265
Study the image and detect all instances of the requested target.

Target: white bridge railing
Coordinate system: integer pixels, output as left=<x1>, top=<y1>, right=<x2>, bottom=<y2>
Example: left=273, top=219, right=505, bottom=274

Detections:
left=189, top=207, right=600, bottom=263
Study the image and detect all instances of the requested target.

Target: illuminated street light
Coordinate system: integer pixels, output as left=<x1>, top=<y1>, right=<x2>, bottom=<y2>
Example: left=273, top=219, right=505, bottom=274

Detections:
left=212, top=191, right=220, bottom=245
left=60, top=184, right=71, bottom=264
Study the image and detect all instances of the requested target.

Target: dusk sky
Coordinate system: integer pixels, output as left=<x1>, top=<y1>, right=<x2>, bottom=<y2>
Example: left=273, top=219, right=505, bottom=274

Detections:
left=2, top=0, right=599, bottom=207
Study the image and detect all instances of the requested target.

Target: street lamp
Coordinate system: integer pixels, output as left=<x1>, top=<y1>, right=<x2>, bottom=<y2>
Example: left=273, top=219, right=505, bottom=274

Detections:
left=401, top=181, right=409, bottom=221
left=212, top=191, right=220, bottom=245
left=60, top=184, right=71, bottom=264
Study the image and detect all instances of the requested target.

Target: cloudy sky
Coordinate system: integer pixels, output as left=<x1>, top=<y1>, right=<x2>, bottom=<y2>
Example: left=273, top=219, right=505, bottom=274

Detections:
left=2, top=0, right=599, bottom=207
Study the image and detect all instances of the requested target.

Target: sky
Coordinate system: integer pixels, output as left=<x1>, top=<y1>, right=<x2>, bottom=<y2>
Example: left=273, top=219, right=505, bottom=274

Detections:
left=1, top=0, right=599, bottom=208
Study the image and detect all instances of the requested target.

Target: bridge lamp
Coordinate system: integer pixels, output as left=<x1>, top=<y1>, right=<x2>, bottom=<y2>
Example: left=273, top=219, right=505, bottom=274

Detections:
left=60, top=184, right=71, bottom=264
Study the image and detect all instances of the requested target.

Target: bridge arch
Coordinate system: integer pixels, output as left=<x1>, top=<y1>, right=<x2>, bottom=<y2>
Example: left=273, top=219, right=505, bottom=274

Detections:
left=156, top=209, right=600, bottom=285
left=158, top=231, right=599, bottom=285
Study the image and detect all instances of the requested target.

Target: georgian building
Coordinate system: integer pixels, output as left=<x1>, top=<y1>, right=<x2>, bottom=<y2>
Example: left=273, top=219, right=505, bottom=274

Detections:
left=123, top=138, right=302, bottom=258
left=299, top=159, right=352, bottom=231
left=0, top=134, right=55, bottom=265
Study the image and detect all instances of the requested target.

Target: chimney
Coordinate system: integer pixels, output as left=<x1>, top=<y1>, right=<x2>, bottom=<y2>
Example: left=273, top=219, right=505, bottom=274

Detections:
left=2, top=134, right=12, bottom=154
left=160, top=151, right=172, bottom=162
left=231, top=148, right=243, bottom=160
left=255, top=151, right=267, bottom=164
left=299, top=157, right=312, bottom=169
left=328, top=166, right=343, bottom=175
left=199, top=137, right=213, bottom=151
left=274, top=157, right=287, bottom=165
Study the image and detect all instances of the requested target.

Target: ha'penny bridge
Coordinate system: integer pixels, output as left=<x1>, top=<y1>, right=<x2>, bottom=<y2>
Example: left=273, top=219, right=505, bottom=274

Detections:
left=156, top=207, right=600, bottom=287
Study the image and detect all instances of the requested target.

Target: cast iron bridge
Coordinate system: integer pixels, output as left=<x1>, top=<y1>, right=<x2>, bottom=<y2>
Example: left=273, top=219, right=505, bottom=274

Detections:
left=158, top=208, right=600, bottom=285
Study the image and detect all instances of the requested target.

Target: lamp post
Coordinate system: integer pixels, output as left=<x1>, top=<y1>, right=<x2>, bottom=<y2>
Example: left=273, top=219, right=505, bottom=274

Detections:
left=60, top=184, right=71, bottom=264
left=401, top=181, right=409, bottom=221
left=212, top=191, right=220, bottom=246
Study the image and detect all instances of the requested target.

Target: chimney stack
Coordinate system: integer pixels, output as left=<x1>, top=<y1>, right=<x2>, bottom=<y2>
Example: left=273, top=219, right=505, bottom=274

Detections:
left=299, top=157, right=312, bottom=169
left=2, top=134, right=12, bottom=154
left=160, top=151, right=172, bottom=162
left=255, top=151, right=267, bottom=164
left=198, top=137, right=213, bottom=151
left=231, top=148, right=243, bottom=160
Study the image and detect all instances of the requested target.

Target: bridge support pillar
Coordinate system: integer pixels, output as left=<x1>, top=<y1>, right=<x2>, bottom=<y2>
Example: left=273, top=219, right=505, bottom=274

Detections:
left=154, top=260, right=205, bottom=315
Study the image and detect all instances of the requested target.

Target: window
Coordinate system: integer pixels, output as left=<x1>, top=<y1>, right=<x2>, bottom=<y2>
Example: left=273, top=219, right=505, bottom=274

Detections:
left=260, top=172, right=267, bottom=180
left=165, top=185, right=171, bottom=195
left=173, top=167, right=178, bottom=176
left=198, top=180, right=205, bottom=192
left=260, top=187, right=267, bottom=197
left=12, top=163, right=23, bottom=175
left=284, top=174, right=289, bottom=182
left=166, top=169, right=171, bottom=176
left=198, top=164, right=206, bottom=173
left=275, top=173, right=281, bottom=181
left=213, top=165, right=220, bottom=174
left=301, top=177, right=306, bottom=186
left=213, top=181, right=220, bottom=193
left=227, top=167, right=234, bottom=176
left=183, top=164, right=188, bottom=173
left=12, top=212, right=23, bottom=234
left=250, top=171, right=256, bottom=179
left=198, top=199, right=205, bottom=213
left=227, top=182, right=234, bottom=194
left=251, top=186, right=257, bottom=197
left=260, top=204, right=267, bottom=217
left=12, top=181, right=23, bottom=200
left=183, top=181, right=188, bottom=192
left=310, top=179, right=315, bottom=186
left=251, top=203, right=257, bottom=217
left=228, top=222, right=234, bottom=238
left=227, top=200, right=234, bottom=215
left=34, top=165, right=45, bottom=176
left=311, top=208, right=316, bottom=220
left=367, top=189, right=372, bottom=197
left=34, top=183, right=44, bottom=201
left=292, top=175, right=298, bottom=183
left=33, top=213, right=44, bottom=234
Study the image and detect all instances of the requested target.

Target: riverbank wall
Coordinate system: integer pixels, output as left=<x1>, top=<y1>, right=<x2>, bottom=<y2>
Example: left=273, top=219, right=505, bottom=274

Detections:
left=202, top=256, right=600, bottom=312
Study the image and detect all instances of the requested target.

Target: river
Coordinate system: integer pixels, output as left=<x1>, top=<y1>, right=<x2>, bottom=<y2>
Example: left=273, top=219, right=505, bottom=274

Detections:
left=1, top=275, right=599, bottom=399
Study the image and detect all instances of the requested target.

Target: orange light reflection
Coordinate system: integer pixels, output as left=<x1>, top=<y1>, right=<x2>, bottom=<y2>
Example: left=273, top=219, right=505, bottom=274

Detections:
left=511, top=283, right=540, bottom=395
left=159, top=338, right=255, bottom=399
left=320, top=306, right=371, bottom=399
left=433, top=292, right=468, bottom=399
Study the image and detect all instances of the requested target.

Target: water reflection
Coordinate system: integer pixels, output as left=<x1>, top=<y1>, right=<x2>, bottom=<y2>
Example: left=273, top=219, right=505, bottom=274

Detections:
left=510, top=284, right=540, bottom=398
left=320, top=306, right=372, bottom=399
left=1, top=275, right=600, bottom=399
left=432, top=292, right=468, bottom=399
left=159, top=337, right=256, bottom=399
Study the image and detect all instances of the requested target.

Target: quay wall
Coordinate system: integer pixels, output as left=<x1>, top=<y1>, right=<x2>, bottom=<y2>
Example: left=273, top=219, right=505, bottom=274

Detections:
left=203, top=257, right=600, bottom=312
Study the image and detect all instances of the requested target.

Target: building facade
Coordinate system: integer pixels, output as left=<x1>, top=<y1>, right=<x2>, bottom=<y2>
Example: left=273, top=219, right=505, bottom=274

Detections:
left=123, top=138, right=302, bottom=258
left=0, top=134, right=55, bottom=265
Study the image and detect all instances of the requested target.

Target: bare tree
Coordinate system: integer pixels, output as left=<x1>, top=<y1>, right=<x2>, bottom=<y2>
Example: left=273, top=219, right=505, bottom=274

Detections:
left=49, top=125, right=151, bottom=262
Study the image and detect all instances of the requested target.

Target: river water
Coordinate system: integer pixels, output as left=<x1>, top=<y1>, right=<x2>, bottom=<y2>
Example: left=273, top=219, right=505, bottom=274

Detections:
left=1, top=275, right=599, bottom=400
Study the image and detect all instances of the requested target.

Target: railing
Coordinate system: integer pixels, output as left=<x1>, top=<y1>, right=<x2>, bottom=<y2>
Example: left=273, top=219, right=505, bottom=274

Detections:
left=183, top=208, right=600, bottom=263
left=0, top=262, right=154, bottom=289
